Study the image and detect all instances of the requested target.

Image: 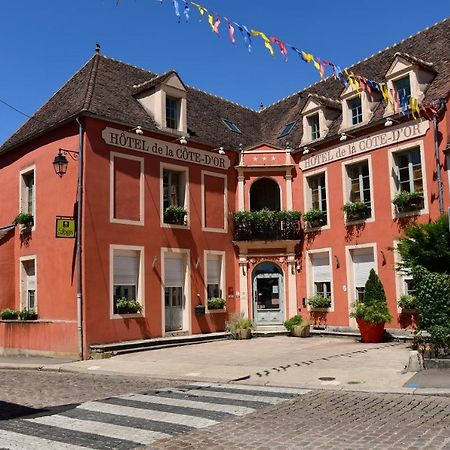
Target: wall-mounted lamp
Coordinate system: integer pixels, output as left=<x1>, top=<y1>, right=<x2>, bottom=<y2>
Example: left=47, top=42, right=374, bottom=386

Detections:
left=172, top=136, right=188, bottom=145
left=130, top=126, right=144, bottom=135
left=339, top=132, right=355, bottom=142
left=334, top=255, right=340, bottom=269
left=302, top=146, right=314, bottom=155
left=380, top=250, right=387, bottom=265
left=152, top=256, right=158, bottom=269
left=52, top=148, right=80, bottom=178
left=384, top=117, right=400, bottom=127
left=241, top=265, right=246, bottom=276
left=211, top=146, right=226, bottom=155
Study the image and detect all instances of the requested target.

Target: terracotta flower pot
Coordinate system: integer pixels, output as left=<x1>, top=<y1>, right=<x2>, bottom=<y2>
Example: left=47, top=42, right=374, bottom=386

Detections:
left=356, top=318, right=385, bottom=343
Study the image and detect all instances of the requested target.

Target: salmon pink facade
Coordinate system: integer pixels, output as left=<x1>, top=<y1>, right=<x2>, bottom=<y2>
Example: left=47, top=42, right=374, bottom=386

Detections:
left=0, top=19, right=449, bottom=358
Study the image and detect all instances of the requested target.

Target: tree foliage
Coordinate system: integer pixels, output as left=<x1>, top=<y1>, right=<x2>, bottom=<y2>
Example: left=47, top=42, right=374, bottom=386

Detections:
left=397, top=215, right=450, bottom=274
left=363, top=269, right=387, bottom=305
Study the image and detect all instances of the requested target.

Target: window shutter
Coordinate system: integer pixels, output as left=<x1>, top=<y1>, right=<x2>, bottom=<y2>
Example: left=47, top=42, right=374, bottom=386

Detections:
left=165, top=255, right=184, bottom=287
left=207, top=255, right=221, bottom=285
left=352, top=249, right=375, bottom=287
left=312, top=253, right=330, bottom=282
left=114, top=251, right=139, bottom=285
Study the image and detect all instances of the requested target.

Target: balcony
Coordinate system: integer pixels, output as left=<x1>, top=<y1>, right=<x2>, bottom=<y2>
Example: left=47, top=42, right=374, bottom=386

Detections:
left=232, top=209, right=302, bottom=242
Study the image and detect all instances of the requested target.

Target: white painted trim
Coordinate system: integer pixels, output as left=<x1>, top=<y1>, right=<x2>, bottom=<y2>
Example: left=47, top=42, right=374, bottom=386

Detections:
left=19, top=255, right=37, bottom=311
left=19, top=165, right=36, bottom=231
left=160, top=162, right=190, bottom=229
left=109, top=152, right=144, bottom=226
left=345, top=243, right=378, bottom=326
left=388, top=139, right=429, bottom=219
left=201, top=171, right=228, bottom=233
left=305, top=248, right=334, bottom=312
left=160, top=247, right=192, bottom=336
left=204, top=250, right=226, bottom=313
left=341, top=154, right=375, bottom=224
left=303, top=167, right=331, bottom=230
left=109, top=244, right=145, bottom=319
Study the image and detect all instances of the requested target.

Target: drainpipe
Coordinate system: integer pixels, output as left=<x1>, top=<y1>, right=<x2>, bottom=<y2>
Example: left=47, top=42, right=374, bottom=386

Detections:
left=432, top=99, right=446, bottom=216
left=75, top=117, right=84, bottom=359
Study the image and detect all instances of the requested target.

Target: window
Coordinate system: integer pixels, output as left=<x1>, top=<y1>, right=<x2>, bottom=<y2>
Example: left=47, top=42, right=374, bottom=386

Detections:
left=395, top=148, right=423, bottom=194
left=347, top=161, right=371, bottom=215
left=163, top=169, right=185, bottom=211
left=308, top=173, right=327, bottom=224
left=164, top=254, right=186, bottom=332
left=308, top=114, right=320, bottom=141
left=278, top=121, right=296, bottom=138
left=206, top=254, right=223, bottom=300
left=311, top=253, right=331, bottom=300
left=21, top=258, right=36, bottom=310
left=222, top=119, right=242, bottom=134
left=394, top=76, right=411, bottom=107
left=348, top=97, right=362, bottom=126
left=351, top=248, right=375, bottom=302
left=113, top=249, right=141, bottom=314
left=166, top=96, right=180, bottom=129
left=20, top=169, right=35, bottom=217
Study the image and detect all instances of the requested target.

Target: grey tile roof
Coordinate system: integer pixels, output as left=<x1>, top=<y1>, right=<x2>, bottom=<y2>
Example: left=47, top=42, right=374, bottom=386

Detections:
left=1, top=18, right=448, bottom=154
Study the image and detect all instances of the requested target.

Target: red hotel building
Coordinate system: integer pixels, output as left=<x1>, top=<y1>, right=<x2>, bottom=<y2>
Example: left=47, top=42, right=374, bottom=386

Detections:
left=0, top=19, right=449, bottom=358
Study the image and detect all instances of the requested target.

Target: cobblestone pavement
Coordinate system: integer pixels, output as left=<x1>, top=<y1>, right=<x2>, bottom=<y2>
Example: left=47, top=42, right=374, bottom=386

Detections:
left=147, top=390, right=450, bottom=450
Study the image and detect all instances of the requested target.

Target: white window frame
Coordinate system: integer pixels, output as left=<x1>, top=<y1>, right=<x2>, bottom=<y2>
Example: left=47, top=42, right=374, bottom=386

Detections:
left=110, top=152, right=144, bottom=226
left=388, top=140, right=428, bottom=218
left=204, top=250, right=226, bottom=313
left=19, top=165, right=36, bottom=231
left=19, top=255, right=37, bottom=312
left=161, top=247, right=191, bottom=336
left=160, top=162, right=190, bottom=229
left=305, top=248, right=334, bottom=312
left=201, top=171, right=228, bottom=233
left=341, top=155, right=375, bottom=224
left=110, top=244, right=145, bottom=319
left=303, top=167, right=330, bottom=230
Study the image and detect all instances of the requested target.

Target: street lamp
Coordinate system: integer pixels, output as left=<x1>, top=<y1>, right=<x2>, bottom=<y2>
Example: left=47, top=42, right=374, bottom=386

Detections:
left=53, top=148, right=80, bottom=178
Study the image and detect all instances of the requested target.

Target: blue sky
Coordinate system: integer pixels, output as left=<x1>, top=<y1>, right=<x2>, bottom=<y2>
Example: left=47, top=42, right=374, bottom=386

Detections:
left=0, top=1, right=448, bottom=144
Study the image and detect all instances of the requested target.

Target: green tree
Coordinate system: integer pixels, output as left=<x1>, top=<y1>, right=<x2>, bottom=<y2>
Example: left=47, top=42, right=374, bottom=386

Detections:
left=397, top=215, right=450, bottom=274
left=363, top=269, right=387, bottom=306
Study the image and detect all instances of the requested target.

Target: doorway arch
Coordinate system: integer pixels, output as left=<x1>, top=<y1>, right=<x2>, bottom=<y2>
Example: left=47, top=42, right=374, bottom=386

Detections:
left=252, top=261, right=284, bottom=325
left=250, top=178, right=281, bottom=211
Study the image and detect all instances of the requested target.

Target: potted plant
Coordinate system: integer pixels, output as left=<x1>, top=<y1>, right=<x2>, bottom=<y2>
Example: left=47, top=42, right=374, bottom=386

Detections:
left=226, top=313, right=253, bottom=339
left=115, top=298, right=142, bottom=315
left=0, top=309, right=20, bottom=320
left=207, top=297, right=226, bottom=310
left=307, top=294, right=332, bottom=309
left=303, top=209, right=326, bottom=228
left=342, top=201, right=370, bottom=222
left=19, top=308, right=38, bottom=321
left=163, top=205, right=187, bottom=225
left=398, top=294, right=417, bottom=312
left=252, top=208, right=279, bottom=240
left=392, top=191, right=424, bottom=213
left=232, top=210, right=254, bottom=240
left=279, top=210, right=302, bottom=240
left=284, top=315, right=310, bottom=337
left=13, top=212, right=34, bottom=230
left=351, top=269, right=392, bottom=343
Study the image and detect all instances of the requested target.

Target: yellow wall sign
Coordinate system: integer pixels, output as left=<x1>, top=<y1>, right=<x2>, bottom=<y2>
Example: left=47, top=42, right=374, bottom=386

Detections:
left=56, top=217, right=76, bottom=238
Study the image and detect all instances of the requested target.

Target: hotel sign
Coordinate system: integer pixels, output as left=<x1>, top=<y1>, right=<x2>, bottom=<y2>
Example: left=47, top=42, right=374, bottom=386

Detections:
left=299, top=121, right=430, bottom=171
left=102, top=127, right=230, bottom=170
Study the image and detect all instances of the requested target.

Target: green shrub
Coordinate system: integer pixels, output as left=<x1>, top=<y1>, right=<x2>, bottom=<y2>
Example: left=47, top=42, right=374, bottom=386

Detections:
left=284, top=315, right=305, bottom=332
left=307, top=294, right=331, bottom=309
left=398, top=294, right=417, bottom=310
left=226, top=313, right=252, bottom=333
left=303, top=209, right=325, bottom=224
left=0, top=309, right=20, bottom=320
left=342, top=201, right=370, bottom=221
left=13, top=212, right=34, bottom=226
left=350, top=269, right=392, bottom=324
left=19, top=309, right=38, bottom=320
left=412, top=266, right=450, bottom=349
left=115, top=298, right=142, bottom=314
left=163, top=205, right=187, bottom=225
left=392, top=191, right=424, bottom=212
left=207, top=297, right=226, bottom=310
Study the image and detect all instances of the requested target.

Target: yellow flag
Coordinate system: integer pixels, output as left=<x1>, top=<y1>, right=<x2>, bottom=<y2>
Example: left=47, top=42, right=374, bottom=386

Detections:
left=251, top=29, right=275, bottom=57
left=409, top=97, right=421, bottom=120
left=344, top=69, right=360, bottom=95
left=208, top=14, right=215, bottom=32
left=301, top=51, right=314, bottom=62
left=192, top=2, right=206, bottom=15
left=379, top=83, right=393, bottom=108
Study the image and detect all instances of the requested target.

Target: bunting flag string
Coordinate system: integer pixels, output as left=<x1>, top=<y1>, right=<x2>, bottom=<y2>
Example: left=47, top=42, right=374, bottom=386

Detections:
left=118, top=0, right=430, bottom=121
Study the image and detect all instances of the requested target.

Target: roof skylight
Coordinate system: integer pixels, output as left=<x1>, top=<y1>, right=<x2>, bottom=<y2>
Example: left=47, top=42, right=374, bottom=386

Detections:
left=278, top=121, right=296, bottom=138
left=222, top=119, right=242, bottom=134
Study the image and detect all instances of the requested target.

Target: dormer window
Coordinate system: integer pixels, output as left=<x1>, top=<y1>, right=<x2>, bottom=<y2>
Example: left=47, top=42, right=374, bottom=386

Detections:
left=166, top=96, right=180, bottom=129
left=278, top=121, right=296, bottom=138
left=222, top=119, right=242, bottom=134
left=349, top=97, right=363, bottom=126
left=393, top=76, right=411, bottom=105
left=308, top=114, right=320, bottom=141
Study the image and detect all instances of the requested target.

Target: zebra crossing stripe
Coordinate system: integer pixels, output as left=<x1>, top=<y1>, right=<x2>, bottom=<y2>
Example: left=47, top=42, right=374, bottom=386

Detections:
left=161, top=388, right=286, bottom=404
left=78, top=401, right=218, bottom=428
left=185, top=382, right=311, bottom=395
left=0, top=429, right=88, bottom=450
left=25, top=415, right=170, bottom=445
left=124, top=393, right=255, bottom=416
